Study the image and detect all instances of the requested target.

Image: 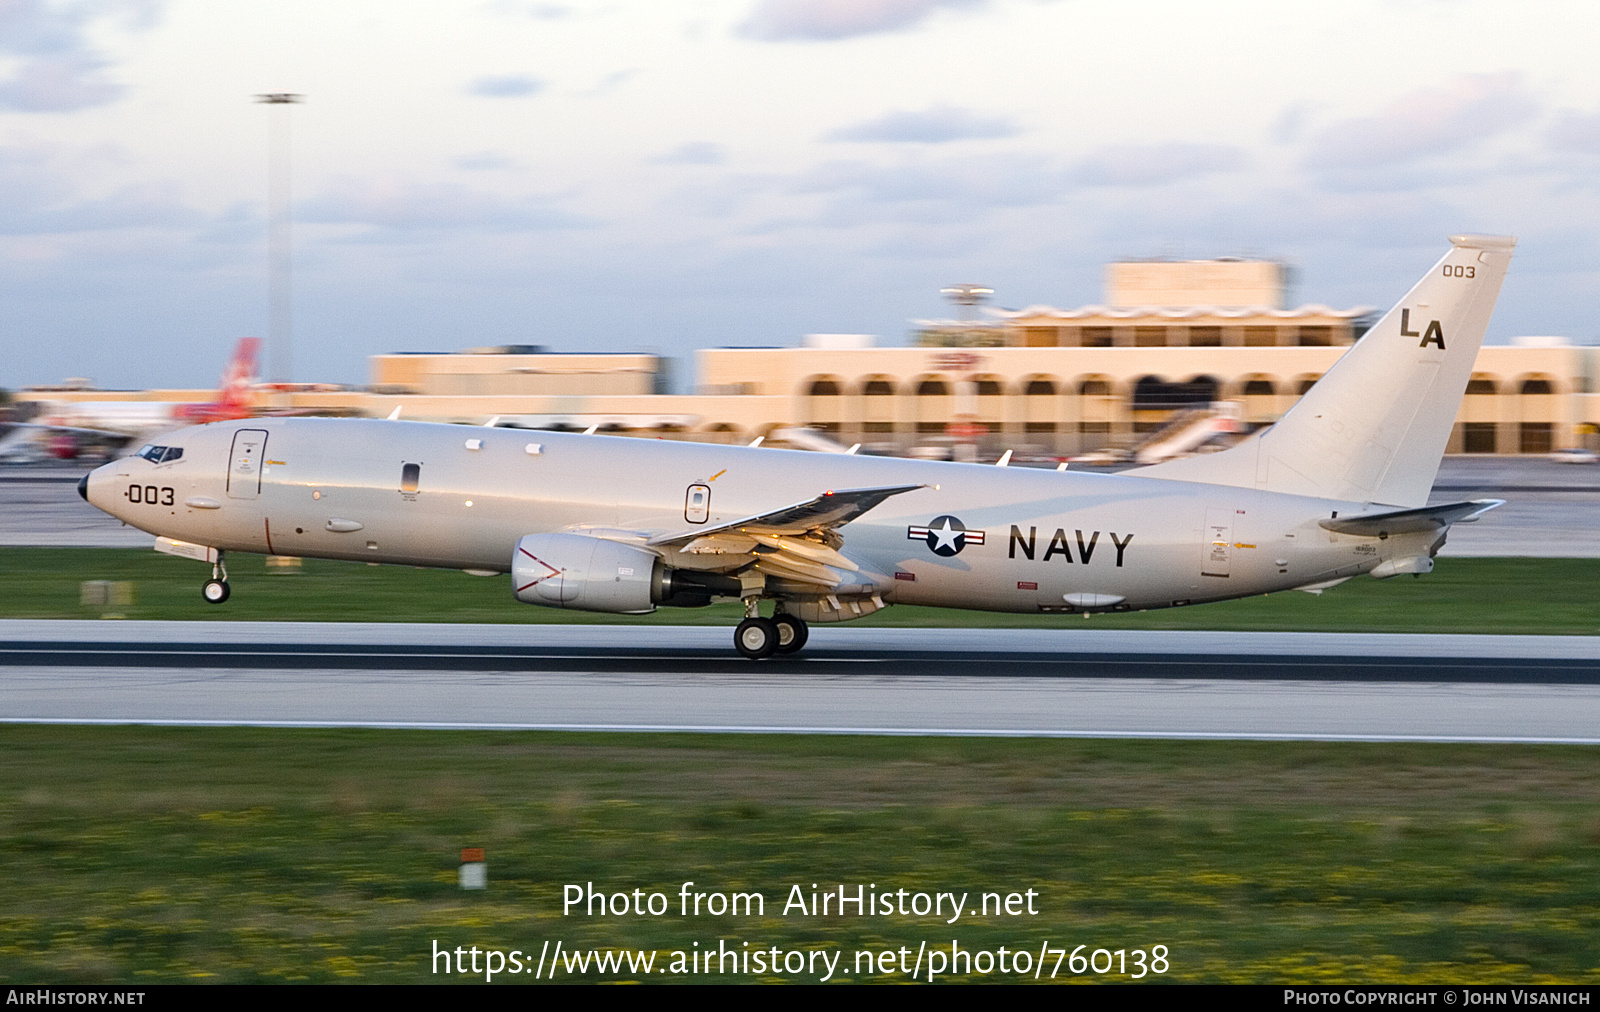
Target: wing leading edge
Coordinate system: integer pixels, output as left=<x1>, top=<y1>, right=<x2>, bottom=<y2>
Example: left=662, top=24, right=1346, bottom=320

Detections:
left=646, top=483, right=929, bottom=592
left=647, top=484, right=927, bottom=547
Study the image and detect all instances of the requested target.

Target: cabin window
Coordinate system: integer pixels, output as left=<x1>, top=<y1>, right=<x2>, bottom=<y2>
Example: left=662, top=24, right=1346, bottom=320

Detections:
left=401, top=463, right=421, bottom=493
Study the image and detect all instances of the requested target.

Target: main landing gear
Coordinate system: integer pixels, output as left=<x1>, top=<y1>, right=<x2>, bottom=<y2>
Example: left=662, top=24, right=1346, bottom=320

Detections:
left=202, top=551, right=230, bottom=605
left=734, top=600, right=808, bottom=660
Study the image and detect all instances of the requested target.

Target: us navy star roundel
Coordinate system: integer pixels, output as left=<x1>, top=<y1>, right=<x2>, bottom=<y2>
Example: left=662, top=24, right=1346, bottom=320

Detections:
left=908, top=515, right=986, bottom=557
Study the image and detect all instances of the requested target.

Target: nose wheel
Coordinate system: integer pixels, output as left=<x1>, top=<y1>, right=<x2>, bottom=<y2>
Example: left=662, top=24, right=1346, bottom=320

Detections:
left=203, top=551, right=230, bottom=604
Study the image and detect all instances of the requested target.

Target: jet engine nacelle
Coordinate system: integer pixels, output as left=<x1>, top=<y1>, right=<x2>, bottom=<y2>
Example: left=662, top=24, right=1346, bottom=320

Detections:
left=512, top=534, right=661, bottom=614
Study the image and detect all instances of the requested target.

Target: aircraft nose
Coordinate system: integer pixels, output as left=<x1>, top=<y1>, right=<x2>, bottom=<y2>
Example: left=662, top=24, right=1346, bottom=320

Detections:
left=78, top=473, right=89, bottom=501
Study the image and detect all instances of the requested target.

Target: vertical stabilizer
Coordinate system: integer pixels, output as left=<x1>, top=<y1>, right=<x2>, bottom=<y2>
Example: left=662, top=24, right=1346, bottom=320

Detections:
left=216, top=337, right=262, bottom=412
left=1131, top=235, right=1514, bottom=507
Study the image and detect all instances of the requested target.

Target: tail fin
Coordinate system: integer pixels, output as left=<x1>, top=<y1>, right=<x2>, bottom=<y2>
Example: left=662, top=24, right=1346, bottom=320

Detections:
left=1131, top=234, right=1514, bottom=507
left=216, top=338, right=261, bottom=412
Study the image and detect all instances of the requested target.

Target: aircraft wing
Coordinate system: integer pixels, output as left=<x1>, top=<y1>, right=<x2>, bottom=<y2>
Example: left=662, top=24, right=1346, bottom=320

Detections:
left=647, top=484, right=926, bottom=547
left=1318, top=499, right=1504, bottom=536
left=646, top=483, right=928, bottom=591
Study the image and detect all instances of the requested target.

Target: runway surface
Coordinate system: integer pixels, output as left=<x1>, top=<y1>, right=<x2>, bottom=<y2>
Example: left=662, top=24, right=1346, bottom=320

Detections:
left=0, top=471, right=152, bottom=547
left=6, top=457, right=1600, bottom=554
left=5, top=621, right=1599, bottom=743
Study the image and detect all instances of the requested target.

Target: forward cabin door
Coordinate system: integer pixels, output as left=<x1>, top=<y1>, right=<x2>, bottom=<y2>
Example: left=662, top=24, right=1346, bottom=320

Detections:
left=227, top=429, right=268, bottom=499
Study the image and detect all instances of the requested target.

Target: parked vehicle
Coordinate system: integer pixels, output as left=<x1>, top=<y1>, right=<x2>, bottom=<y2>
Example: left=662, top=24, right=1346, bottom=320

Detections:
left=1549, top=447, right=1599, bottom=464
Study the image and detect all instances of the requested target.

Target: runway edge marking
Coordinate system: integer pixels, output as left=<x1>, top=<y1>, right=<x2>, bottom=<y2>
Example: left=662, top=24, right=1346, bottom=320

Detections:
left=2, top=716, right=1599, bottom=744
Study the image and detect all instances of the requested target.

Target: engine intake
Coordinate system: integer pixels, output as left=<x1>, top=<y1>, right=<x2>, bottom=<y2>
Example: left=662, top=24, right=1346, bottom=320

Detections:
left=513, top=534, right=660, bottom=613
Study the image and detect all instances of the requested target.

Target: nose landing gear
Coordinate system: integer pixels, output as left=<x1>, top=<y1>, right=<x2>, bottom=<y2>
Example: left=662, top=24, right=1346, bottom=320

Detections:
left=733, top=599, right=808, bottom=659
left=202, top=551, right=230, bottom=605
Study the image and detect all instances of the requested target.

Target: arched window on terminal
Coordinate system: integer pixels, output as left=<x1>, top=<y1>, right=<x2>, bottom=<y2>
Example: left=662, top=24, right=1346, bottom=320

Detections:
left=915, top=377, right=950, bottom=434
left=1024, top=377, right=1057, bottom=434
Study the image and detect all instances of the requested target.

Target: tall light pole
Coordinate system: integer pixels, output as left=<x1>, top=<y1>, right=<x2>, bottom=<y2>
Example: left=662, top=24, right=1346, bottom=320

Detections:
left=940, top=283, right=993, bottom=324
left=257, top=92, right=303, bottom=386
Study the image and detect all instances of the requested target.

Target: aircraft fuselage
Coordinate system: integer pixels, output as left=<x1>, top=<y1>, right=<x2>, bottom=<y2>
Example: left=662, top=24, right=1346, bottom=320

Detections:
left=84, top=417, right=1427, bottom=616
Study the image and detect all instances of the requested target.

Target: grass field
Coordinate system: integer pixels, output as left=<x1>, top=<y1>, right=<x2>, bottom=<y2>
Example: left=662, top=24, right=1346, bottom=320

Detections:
left=3, top=550, right=1598, bottom=984
left=1, top=547, right=1598, bottom=634
left=0, top=727, right=1596, bottom=984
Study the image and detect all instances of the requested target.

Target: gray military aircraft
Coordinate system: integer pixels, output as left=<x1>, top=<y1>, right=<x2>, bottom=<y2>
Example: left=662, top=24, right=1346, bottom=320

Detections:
left=81, top=235, right=1513, bottom=658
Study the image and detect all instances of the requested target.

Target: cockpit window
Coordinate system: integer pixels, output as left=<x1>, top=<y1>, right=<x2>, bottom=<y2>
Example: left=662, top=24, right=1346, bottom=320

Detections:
left=136, top=445, right=182, bottom=463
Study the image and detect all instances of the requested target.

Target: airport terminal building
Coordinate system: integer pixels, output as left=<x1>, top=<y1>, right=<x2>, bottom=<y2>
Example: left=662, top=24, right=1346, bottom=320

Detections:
left=19, top=259, right=1600, bottom=457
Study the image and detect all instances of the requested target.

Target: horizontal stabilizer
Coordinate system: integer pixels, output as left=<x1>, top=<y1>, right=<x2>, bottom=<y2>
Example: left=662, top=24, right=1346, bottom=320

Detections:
left=1318, top=499, right=1503, bottom=537
left=649, top=484, right=927, bottom=547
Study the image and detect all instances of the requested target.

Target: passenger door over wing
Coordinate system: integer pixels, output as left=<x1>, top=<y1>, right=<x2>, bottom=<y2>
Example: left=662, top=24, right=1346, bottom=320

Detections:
left=1202, top=507, right=1234, bottom=579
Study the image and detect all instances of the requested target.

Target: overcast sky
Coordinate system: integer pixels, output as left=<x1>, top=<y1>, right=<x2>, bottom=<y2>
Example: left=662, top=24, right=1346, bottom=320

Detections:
left=4, top=0, right=1600, bottom=390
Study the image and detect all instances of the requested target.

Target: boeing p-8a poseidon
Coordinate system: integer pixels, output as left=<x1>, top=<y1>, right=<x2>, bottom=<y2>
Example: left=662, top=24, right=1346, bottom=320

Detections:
left=83, top=235, right=1514, bottom=658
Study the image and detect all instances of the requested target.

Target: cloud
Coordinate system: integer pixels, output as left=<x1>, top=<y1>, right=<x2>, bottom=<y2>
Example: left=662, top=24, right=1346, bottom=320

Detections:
left=652, top=142, right=726, bottom=165
left=1270, top=102, right=1317, bottom=145
left=297, top=177, right=595, bottom=232
left=466, top=74, right=545, bottom=98
left=1547, top=110, right=1600, bottom=154
left=738, top=0, right=985, bottom=41
left=1302, top=72, right=1536, bottom=170
left=791, top=154, right=1069, bottom=211
left=581, top=68, right=636, bottom=96
left=1067, top=143, right=1246, bottom=187
left=0, top=0, right=157, bottom=112
left=454, top=152, right=518, bottom=171
left=825, top=105, right=1020, bottom=143
left=0, top=157, right=199, bottom=235
left=0, top=142, right=200, bottom=234
left=485, top=1, right=572, bottom=18
left=778, top=143, right=1245, bottom=227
